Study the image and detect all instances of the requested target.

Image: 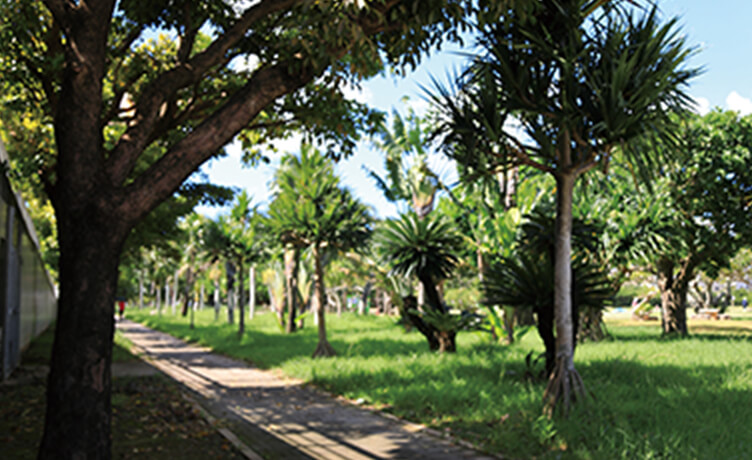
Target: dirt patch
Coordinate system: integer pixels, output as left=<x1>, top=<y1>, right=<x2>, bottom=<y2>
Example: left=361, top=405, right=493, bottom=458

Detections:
left=0, top=373, right=244, bottom=459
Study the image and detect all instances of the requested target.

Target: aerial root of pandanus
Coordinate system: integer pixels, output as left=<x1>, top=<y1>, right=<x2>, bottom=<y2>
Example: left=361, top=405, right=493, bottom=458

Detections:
left=312, top=339, right=337, bottom=358
left=542, top=353, right=588, bottom=418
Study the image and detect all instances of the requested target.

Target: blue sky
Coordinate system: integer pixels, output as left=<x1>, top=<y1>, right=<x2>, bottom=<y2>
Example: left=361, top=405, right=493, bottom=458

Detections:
left=195, top=1, right=752, bottom=219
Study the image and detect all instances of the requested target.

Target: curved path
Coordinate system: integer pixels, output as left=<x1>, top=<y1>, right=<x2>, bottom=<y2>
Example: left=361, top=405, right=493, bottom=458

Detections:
left=117, top=319, right=498, bottom=460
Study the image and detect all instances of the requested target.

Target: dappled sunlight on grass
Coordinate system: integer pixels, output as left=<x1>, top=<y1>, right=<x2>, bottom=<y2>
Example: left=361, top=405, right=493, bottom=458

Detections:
left=129, top=309, right=752, bottom=459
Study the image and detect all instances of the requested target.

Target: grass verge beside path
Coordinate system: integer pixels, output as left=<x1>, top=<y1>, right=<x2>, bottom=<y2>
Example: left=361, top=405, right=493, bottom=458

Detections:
left=0, top=324, right=244, bottom=460
left=130, top=309, right=752, bottom=459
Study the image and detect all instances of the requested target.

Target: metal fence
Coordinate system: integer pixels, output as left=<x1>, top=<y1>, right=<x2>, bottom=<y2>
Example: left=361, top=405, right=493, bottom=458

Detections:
left=0, top=138, right=57, bottom=380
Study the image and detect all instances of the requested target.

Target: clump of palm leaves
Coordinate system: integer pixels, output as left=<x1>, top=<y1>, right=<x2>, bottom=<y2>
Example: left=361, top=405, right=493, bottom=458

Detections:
left=482, top=209, right=614, bottom=377
left=376, top=211, right=466, bottom=352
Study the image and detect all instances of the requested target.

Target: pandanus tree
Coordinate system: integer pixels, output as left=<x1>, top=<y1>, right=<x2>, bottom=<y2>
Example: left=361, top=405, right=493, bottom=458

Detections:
left=376, top=211, right=464, bottom=352
left=483, top=208, right=614, bottom=376
left=268, top=145, right=371, bottom=357
left=429, top=1, right=697, bottom=413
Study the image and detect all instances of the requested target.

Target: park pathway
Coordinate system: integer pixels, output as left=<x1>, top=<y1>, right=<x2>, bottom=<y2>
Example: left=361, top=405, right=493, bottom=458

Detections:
left=117, top=319, right=498, bottom=460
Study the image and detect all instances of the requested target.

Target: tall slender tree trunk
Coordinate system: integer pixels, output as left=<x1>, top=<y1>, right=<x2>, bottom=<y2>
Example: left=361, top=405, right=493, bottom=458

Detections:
left=156, top=283, right=162, bottom=314
left=284, top=248, right=299, bottom=333
left=543, top=171, right=586, bottom=416
left=249, top=265, right=256, bottom=320
left=181, top=266, right=193, bottom=316
left=312, top=244, right=336, bottom=357
left=39, top=214, right=127, bottom=458
left=657, top=258, right=689, bottom=335
left=199, top=284, right=205, bottom=310
left=214, top=280, right=220, bottom=321
left=165, top=283, right=170, bottom=315
left=172, top=269, right=179, bottom=313
left=227, top=286, right=235, bottom=325
left=358, top=281, right=373, bottom=315
left=238, top=261, right=245, bottom=336
left=226, top=261, right=235, bottom=325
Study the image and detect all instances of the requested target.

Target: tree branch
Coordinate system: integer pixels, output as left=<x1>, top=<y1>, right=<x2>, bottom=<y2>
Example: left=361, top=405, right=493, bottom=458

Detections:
left=105, top=0, right=302, bottom=186
left=119, top=60, right=315, bottom=223
left=503, top=136, right=555, bottom=175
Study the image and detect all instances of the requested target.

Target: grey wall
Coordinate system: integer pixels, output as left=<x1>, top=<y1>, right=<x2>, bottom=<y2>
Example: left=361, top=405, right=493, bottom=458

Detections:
left=1, top=137, right=57, bottom=379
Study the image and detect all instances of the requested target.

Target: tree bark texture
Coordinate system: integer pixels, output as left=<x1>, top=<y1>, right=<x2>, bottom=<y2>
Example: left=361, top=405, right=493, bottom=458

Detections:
left=657, top=258, right=689, bottom=336
left=312, top=244, right=336, bottom=357
left=543, top=172, right=585, bottom=417
left=39, top=206, right=127, bottom=459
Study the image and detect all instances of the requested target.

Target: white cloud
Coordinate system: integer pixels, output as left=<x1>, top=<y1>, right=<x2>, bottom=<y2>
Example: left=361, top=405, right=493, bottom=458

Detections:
left=726, top=91, right=752, bottom=116
left=691, top=96, right=711, bottom=115
left=341, top=83, right=373, bottom=104
left=406, top=97, right=430, bottom=115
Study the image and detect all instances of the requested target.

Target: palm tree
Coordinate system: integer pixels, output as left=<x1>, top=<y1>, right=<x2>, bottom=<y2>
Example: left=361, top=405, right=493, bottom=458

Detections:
left=429, top=1, right=697, bottom=414
left=368, top=108, right=439, bottom=218
left=376, top=212, right=464, bottom=352
left=202, top=191, right=264, bottom=336
left=268, top=145, right=371, bottom=357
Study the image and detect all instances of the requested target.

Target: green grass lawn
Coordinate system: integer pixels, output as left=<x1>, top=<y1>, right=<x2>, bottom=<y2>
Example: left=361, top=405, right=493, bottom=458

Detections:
left=129, top=308, right=752, bottom=459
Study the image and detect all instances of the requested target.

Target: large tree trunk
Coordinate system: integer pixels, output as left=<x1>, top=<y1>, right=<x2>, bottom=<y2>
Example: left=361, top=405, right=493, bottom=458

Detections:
left=657, top=258, right=689, bottom=335
left=284, top=248, right=299, bottom=333
left=312, top=244, right=336, bottom=357
left=543, top=171, right=586, bottom=417
left=39, top=215, right=127, bottom=458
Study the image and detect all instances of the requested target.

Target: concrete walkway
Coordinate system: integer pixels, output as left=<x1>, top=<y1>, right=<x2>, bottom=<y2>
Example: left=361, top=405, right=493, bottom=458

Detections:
left=117, top=319, right=497, bottom=460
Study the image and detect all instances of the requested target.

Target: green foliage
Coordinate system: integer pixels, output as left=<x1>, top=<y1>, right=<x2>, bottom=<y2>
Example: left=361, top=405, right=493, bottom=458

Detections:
left=367, top=106, right=438, bottom=216
left=375, top=211, right=462, bottom=283
left=268, top=145, right=372, bottom=252
left=483, top=209, right=615, bottom=311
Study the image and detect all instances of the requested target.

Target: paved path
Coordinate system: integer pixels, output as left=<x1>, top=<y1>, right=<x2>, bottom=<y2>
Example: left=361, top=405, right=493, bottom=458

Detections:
left=117, top=319, right=497, bottom=460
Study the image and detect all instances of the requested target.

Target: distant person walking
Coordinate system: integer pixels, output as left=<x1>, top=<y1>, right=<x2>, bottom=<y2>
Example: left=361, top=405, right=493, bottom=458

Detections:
left=743, top=298, right=748, bottom=311
left=118, top=300, right=126, bottom=320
